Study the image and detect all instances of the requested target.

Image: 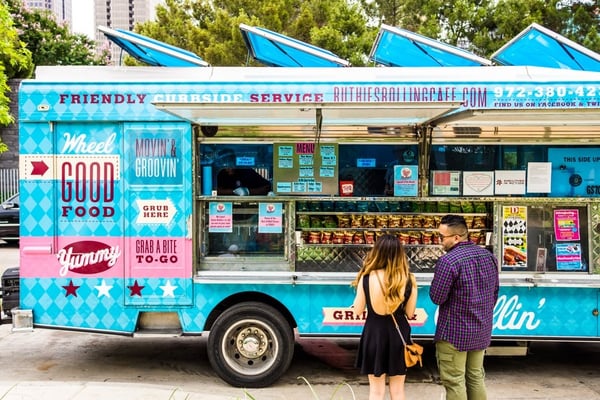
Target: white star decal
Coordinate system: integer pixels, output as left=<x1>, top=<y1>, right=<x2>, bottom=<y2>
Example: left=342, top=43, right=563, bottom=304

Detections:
left=160, top=280, right=177, bottom=298
left=95, top=279, right=113, bottom=298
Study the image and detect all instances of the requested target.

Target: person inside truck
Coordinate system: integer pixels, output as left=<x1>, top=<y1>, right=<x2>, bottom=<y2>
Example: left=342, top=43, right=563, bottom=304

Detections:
left=215, top=149, right=272, bottom=195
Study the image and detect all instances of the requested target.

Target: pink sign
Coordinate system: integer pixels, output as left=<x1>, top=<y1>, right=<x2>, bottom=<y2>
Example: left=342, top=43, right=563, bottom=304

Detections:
left=554, top=209, right=580, bottom=241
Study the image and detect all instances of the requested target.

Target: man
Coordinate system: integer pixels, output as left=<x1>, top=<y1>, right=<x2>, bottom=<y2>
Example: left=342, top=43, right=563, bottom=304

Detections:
left=430, top=214, right=499, bottom=400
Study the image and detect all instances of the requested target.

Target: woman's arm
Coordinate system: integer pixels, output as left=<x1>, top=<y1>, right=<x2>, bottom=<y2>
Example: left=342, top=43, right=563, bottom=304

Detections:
left=404, top=274, right=418, bottom=318
left=352, top=279, right=366, bottom=317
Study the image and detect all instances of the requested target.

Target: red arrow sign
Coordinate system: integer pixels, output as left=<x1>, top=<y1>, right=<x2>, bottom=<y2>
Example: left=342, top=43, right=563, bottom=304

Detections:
left=31, top=160, right=49, bottom=176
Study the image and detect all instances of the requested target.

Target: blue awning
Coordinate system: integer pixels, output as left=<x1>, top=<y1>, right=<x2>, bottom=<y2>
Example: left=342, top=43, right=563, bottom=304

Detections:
left=239, top=24, right=350, bottom=67
left=369, top=24, right=492, bottom=67
left=98, top=25, right=209, bottom=67
left=492, top=23, right=600, bottom=71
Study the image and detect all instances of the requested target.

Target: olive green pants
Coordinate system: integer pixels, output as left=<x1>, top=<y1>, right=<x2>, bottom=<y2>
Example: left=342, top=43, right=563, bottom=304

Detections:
left=435, top=340, right=487, bottom=400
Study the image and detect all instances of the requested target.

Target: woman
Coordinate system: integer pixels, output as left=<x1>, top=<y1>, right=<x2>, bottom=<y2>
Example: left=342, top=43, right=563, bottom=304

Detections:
left=352, top=234, right=418, bottom=400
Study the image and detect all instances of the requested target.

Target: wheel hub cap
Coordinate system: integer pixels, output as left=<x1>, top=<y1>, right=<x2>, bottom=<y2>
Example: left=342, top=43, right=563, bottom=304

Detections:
left=236, top=327, right=268, bottom=358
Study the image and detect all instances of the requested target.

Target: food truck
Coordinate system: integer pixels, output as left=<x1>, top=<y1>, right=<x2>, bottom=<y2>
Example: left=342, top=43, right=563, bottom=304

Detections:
left=17, top=25, right=600, bottom=387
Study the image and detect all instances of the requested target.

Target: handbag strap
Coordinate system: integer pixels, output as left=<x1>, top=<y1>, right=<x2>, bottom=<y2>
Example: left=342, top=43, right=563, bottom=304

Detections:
left=373, top=271, right=408, bottom=346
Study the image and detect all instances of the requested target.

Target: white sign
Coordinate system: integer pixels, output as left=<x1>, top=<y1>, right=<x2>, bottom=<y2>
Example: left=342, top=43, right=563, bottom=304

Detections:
left=463, top=171, right=494, bottom=196
left=495, top=170, right=526, bottom=195
left=527, top=162, right=552, bottom=193
left=136, top=198, right=176, bottom=224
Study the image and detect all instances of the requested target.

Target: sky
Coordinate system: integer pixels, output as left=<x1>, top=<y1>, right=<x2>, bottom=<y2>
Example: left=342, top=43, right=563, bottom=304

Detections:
left=71, top=0, right=163, bottom=39
left=71, top=0, right=94, bottom=39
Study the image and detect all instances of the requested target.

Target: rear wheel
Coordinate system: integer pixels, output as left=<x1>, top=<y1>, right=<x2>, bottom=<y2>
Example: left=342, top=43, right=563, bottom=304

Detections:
left=207, top=302, right=294, bottom=388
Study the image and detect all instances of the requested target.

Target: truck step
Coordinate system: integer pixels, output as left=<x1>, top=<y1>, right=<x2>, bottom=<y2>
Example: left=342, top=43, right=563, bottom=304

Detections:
left=485, top=344, right=528, bottom=356
left=133, top=329, right=183, bottom=338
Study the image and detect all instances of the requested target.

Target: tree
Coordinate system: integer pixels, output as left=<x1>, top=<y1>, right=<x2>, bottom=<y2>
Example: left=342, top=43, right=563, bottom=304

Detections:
left=364, top=0, right=600, bottom=57
left=6, top=0, right=108, bottom=66
left=0, top=0, right=32, bottom=136
left=135, top=0, right=376, bottom=66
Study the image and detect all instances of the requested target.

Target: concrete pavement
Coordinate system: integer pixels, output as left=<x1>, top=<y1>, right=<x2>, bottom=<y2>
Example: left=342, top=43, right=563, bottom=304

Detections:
left=2, top=315, right=600, bottom=399
left=0, top=380, right=447, bottom=400
left=2, top=378, right=596, bottom=400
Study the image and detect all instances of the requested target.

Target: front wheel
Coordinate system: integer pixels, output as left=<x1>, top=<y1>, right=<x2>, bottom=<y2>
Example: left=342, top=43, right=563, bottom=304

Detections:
left=207, top=302, right=295, bottom=388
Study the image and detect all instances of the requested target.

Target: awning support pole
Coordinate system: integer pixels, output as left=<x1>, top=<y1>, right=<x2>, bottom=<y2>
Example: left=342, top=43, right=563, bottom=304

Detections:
left=314, top=108, right=323, bottom=147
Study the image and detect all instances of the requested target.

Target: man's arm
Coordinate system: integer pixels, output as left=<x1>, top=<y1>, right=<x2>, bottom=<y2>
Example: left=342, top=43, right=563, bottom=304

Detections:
left=429, top=259, right=455, bottom=305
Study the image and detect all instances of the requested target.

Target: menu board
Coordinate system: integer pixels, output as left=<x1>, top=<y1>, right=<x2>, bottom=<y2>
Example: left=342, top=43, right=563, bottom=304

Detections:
left=273, top=143, right=339, bottom=195
left=430, top=170, right=461, bottom=196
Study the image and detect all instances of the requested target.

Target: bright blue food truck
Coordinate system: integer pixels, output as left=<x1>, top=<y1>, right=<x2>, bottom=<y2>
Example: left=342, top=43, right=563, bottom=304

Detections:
left=16, top=24, right=600, bottom=387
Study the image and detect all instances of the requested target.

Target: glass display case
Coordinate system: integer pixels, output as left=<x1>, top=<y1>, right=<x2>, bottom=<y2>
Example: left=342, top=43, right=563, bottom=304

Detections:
left=295, top=199, right=493, bottom=273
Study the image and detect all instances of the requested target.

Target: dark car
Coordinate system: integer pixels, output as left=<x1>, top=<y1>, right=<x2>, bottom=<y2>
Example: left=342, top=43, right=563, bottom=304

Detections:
left=0, top=193, right=19, bottom=242
left=1, top=266, right=19, bottom=317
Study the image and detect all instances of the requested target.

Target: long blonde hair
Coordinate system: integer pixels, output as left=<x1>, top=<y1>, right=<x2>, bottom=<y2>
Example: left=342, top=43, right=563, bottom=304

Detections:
left=352, top=234, right=414, bottom=313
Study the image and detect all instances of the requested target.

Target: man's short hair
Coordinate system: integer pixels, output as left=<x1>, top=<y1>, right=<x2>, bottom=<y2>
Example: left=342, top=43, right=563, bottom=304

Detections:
left=440, top=214, right=468, bottom=231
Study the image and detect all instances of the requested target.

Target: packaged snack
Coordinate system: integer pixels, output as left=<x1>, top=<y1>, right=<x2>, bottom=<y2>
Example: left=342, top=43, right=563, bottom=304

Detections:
left=308, top=231, right=321, bottom=244
left=425, top=202, right=437, bottom=213
left=364, top=231, right=375, bottom=244
left=322, top=201, right=334, bottom=212
left=376, top=202, right=390, bottom=212
left=297, top=214, right=310, bottom=229
left=409, top=231, right=421, bottom=245
left=297, top=201, right=309, bottom=212
left=321, top=231, right=333, bottom=244
left=412, top=215, right=423, bottom=228
left=351, top=214, right=363, bottom=228
left=353, top=232, right=365, bottom=244
left=357, top=201, right=369, bottom=212
left=309, top=202, right=322, bottom=211
left=464, top=215, right=474, bottom=229
left=411, top=202, right=423, bottom=212
left=363, top=214, right=376, bottom=228
left=375, top=215, right=389, bottom=228
left=438, top=202, right=449, bottom=213
left=323, top=216, right=337, bottom=228
left=421, top=216, right=436, bottom=228
left=461, top=201, right=474, bottom=213
left=421, top=232, right=433, bottom=245
left=474, top=202, right=488, bottom=213
left=332, top=231, right=345, bottom=244
left=337, top=215, right=351, bottom=228
left=472, top=216, right=487, bottom=229
left=344, top=231, right=355, bottom=244
left=398, top=232, right=410, bottom=245
left=388, top=215, right=402, bottom=228
left=389, top=202, right=401, bottom=212
left=310, top=216, right=322, bottom=228
left=334, top=201, right=347, bottom=212
left=449, top=201, right=462, bottom=213
left=468, top=231, right=481, bottom=244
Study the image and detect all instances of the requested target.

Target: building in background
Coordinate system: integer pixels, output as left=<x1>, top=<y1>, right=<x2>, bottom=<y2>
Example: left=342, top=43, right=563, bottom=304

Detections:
left=23, top=0, right=163, bottom=65
left=94, top=0, right=161, bottom=65
left=23, top=0, right=72, bottom=22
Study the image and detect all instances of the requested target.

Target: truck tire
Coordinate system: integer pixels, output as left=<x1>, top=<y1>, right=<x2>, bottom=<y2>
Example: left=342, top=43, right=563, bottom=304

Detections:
left=207, top=302, right=294, bottom=388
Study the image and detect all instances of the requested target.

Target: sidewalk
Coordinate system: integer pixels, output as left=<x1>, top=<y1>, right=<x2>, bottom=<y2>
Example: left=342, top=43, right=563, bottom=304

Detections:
left=1, top=378, right=597, bottom=400
left=0, top=380, right=447, bottom=400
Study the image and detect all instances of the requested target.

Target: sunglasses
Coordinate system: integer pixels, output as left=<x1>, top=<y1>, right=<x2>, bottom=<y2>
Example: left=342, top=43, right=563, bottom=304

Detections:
left=437, top=232, right=467, bottom=239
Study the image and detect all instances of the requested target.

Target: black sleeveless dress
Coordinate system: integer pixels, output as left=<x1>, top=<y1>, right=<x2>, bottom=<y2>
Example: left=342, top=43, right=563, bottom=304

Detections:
left=355, top=273, right=413, bottom=377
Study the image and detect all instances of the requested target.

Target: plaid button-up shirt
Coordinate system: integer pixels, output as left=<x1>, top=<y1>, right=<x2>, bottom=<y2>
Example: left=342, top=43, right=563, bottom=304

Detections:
left=430, top=241, right=499, bottom=351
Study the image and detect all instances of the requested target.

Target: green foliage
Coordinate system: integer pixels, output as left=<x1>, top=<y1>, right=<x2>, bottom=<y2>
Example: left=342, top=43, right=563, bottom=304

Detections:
left=6, top=0, right=108, bottom=66
left=365, top=0, right=600, bottom=57
left=135, top=0, right=376, bottom=66
left=0, top=0, right=33, bottom=131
